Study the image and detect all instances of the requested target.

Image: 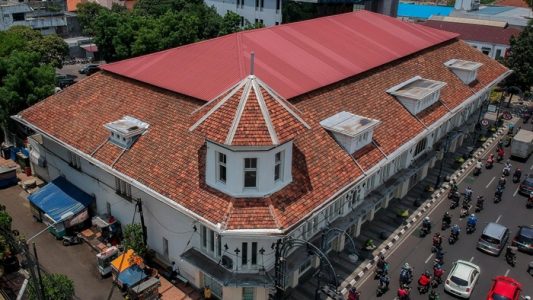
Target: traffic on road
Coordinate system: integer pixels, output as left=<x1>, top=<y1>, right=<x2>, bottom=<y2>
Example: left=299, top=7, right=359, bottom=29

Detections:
left=355, top=122, right=533, bottom=299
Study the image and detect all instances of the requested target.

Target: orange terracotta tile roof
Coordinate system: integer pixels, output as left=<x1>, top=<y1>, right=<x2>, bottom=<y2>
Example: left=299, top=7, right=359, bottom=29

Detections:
left=495, top=0, right=531, bottom=8
left=18, top=40, right=508, bottom=230
left=190, top=76, right=310, bottom=146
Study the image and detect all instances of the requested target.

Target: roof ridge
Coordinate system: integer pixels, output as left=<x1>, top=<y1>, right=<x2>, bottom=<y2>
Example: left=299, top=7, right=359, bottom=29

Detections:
left=266, top=198, right=283, bottom=229
left=253, top=78, right=279, bottom=145
left=225, top=78, right=253, bottom=145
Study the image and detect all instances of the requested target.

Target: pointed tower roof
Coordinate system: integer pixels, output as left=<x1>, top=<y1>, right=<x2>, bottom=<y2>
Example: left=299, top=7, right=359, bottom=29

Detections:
left=190, top=75, right=310, bottom=146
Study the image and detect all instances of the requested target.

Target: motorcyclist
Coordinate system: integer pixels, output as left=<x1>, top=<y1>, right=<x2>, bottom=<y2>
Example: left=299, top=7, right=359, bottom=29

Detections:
left=428, top=290, right=440, bottom=300
left=347, top=285, right=360, bottom=300
left=464, top=187, right=473, bottom=201
left=378, top=273, right=390, bottom=289
left=513, top=168, right=522, bottom=180
left=506, top=245, right=517, bottom=261
left=486, top=153, right=494, bottom=166
left=435, top=249, right=445, bottom=265
left=476, top=196, right=484, bottom=209
left=460, top=202, right=470, bottom=217
left=503, top=160, right=512, bottom=175
left=442, top=212, right=451, bottom=227
left=467, top=214, right=477, bottom=230
left=432, top=233, right=442, bottom=249
left=422, top=217, right=431, bottom=231
left=451, top=224, right=460, bottom=238
left=400, top=263, right=413, bottom=284
left=376, top=253, right=388, bottom=275
left=450, top=180, right=458, bottom=192
left=397, top=285, right=410, bottom=300
left=498, top=176, right=507, bottom=187
left=418, top=271, right=431, bottom=292
left=433, top=264, right=444, bottom=281
left=497, top=147, right=505, bottom=160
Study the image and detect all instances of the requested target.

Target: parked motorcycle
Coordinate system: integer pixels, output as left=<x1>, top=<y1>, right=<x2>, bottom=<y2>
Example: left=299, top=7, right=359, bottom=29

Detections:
left=62, top=234, right=82, bottom=246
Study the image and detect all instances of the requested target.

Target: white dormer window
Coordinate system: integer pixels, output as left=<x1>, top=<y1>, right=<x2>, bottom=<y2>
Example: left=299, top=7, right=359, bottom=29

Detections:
left=444, top=59, right=483, bottom=85
left=104, top=116, right=149, bottom=149
left=387, top=76, right=446, bottom=115
left=205, top=141, right=293, bottom=197
left=320, top=111, right=381, bottom=155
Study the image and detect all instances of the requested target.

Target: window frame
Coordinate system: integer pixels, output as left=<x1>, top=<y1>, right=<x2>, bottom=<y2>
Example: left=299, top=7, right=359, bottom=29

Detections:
left=251, top=242, right=257, bottom=265
left=244, top=158, right=258, bottom=188
left=241, top=242, right=248, bottom=266
left=274, top=151, right=283, bottom=182
left=217, top=152, right=227, bottom=184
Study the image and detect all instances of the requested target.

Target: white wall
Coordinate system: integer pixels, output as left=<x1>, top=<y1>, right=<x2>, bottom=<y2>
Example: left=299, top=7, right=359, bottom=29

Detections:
left=466, top=41, right=509, bottom=59
left=204, top=0, right=282, bottom=26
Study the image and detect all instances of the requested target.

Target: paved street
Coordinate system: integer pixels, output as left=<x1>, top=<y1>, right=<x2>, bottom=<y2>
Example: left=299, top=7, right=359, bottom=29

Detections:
left=356, top=121, right=533, bottom=299
left=0, top=185, right=122, bottom=300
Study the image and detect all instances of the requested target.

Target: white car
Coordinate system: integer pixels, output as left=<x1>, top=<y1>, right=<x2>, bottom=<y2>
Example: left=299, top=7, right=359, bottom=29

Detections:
left=444, top=260, right=481, bottom=298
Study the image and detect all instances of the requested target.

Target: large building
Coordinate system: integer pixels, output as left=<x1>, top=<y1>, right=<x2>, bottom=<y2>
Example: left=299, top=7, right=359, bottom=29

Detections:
left=0, top=0, right=68, bottom=35
left=422, top=17, right=522, bottom=59
left=15, top=11, right=509, bottom=300
left=204, top=0, right=398, bottom=27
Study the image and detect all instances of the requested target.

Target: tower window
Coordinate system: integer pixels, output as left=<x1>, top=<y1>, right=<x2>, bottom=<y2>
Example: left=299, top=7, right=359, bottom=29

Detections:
left=244, top=158, right=257, bottom=188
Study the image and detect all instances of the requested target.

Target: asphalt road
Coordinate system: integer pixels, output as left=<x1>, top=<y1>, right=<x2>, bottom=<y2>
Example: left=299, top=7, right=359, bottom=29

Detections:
left=357, top=124, right=533, bottom=299
left=0, top=185, right=122, bottom=300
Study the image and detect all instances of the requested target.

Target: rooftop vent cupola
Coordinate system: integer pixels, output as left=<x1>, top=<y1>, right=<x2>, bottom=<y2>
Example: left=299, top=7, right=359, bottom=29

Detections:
left=104, top=116, right=149, bottom=149
left=320, top=111, right=381, bottom=155
left=444, top=59, right=483, bottom=85
left=387, top=76, right=447, bottom=115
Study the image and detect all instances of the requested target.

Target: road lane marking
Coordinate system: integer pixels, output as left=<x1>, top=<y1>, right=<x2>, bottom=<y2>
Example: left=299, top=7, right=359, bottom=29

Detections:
left=495, top=215, right=502, bottom=223
left=530, top=164, right=533, bottom=170
left=469, top=256, right=474, bottom=262
left=486, top=177, right=496, bottom=188
left=425, top=254, right=434, bottom=264
left=513, top=187, right=519, bottom=197
left=504, top=269, right=510, bottom=276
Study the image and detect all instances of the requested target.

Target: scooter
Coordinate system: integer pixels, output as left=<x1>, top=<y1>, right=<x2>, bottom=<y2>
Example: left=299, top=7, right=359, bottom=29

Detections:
left=475, top=201, right=483, bottom=212
left=506, top=253, right=516, bottom=267
left=441, top=219, right=451, bottom=230
left=466, top=223, right=476, bottom=234
left=450, top=198, right=459, bottom=209
left=473, top=167, right=481, bottom=176
left=513, top=172, right=521, bottom=183
left=527, top=197, right=533, bottom=209
left=449, top=232, right=459, bottom=244
left=503, top=167, right=511, bottom=176
left=420, top=225, right=431, bottom=237
left=460, top=205, right=471, bottom=218
left=62, top=234, right=82, bottom=246
left=486, top=158, right=494, bottom=169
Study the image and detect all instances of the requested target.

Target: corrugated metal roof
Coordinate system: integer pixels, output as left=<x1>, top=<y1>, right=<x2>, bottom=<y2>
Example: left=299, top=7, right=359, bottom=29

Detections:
left=422, top=20, right=522, bottom=45
left=397, top=3, right=453, bottom=19
left=430, top=16, right=508, bottom=28
left=101, top=10, right=458, bottom=101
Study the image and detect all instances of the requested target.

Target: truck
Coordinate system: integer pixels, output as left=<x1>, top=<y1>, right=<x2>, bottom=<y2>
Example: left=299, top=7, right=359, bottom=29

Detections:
left=511, top=129, right=533, bottom=159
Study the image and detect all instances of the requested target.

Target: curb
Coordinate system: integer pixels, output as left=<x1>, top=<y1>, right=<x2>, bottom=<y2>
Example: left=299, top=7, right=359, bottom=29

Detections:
left=339, top=127, right=507, bottom=295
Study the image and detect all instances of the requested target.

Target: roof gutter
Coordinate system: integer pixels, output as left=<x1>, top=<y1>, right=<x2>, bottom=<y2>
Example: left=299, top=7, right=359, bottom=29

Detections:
left=11, top=115, right=234, bottom=233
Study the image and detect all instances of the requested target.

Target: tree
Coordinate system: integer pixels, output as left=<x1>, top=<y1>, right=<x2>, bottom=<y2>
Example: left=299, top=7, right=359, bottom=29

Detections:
left=123, top=224, right=146, bottom=257
left=29, top=273, right=75, bottom=300
left=76, top=2, right=107, bottom=35
left=504, top=21, right=533, bottom=96
left=0, top=211, right=12, bottom=231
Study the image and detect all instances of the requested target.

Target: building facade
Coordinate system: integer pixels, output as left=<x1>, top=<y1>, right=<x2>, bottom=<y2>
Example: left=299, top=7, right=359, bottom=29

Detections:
left=15, top=11, right=509, bottom=300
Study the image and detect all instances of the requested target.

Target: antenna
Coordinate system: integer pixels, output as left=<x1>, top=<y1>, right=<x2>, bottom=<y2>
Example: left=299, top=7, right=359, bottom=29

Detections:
left=250, top=51, right=255, bottom=75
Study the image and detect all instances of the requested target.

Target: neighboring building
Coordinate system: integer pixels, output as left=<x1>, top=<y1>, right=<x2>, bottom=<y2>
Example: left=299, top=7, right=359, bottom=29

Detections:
left=495, top=0, right=531, bottom=8
left=205, top=0, right=399, bottom=27
left=397, top=2, right=453, bottom=20
left=450, top=0, right=533, bottom=28
left=66, top=0, right=137, bottom=12
left=14, top=11, right=509, bottom=300
left=422, top=17, right=522, bottom=59
left=0, top=0, right=68, bottom=35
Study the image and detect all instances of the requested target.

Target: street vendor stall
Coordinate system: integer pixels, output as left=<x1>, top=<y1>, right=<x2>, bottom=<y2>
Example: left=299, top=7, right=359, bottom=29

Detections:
left=0, top=166, right=17, bottom=188
left=127, top=276, right=160, bottom=300
left=111, top=249, right=143, bottom=281
left=27, top=176, right=94, bottom=238
left=92, top=214, right=122, bottom=246
left=116, top=265, right=148, bottom=290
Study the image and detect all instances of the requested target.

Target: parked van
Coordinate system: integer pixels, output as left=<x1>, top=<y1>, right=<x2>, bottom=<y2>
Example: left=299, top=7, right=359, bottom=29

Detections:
left=477, top=222, right=509, bottom=255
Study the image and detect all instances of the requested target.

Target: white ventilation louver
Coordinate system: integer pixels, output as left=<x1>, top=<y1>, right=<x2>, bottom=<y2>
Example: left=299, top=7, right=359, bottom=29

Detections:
left=444, top=59, right=483, bottom=85
left=104, top=116, right=149, bottom=149
left=387, top=76, right=446, bottom=115
left=320, top=111, right=381, bottom=155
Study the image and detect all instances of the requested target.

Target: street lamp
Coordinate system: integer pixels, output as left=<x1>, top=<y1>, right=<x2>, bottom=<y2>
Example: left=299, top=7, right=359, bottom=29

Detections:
left=27, top=211, right=74, bottom=243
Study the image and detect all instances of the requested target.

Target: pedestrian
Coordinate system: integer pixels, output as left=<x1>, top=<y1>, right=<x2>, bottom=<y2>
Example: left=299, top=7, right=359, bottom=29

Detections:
left=171, top=261, right=178, bottom=279
left=347, top=285, right=360, bottom=300
left=204, top=285, right=212, bottom=300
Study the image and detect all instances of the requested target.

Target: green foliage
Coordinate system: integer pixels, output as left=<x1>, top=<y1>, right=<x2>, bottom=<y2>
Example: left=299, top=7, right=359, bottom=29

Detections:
left=123, top=224, right=146, bottom=256
left=0, top=26, right=61, bottom=129
left=282, top=1, right=353, bottom=23
left=29, top=273, right=75, bottom=300
left=504, top=21, right=533, bottom=92
left=77, top=0, right=255, bottom=62
left=0, top=211, right=12, bottom=231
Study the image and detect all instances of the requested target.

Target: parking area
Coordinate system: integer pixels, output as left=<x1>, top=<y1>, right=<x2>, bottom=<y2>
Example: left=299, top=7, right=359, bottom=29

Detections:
left=0, top=183, right=122, bottom=300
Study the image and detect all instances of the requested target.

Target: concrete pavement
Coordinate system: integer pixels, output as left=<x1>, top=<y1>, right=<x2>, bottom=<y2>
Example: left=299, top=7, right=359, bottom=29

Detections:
left=0, top=184, right=122, bottom=300
left=356, top=120, right=533, bottom=299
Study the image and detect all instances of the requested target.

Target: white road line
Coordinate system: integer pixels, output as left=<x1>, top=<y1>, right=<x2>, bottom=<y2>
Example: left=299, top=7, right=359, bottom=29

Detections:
left=530, top=164, right=533, bottom=170
left=486, top=177, right=496, bottom=188
left=496, top=215, right=502, bottom=223
left=513, top=187, right=519, bottom=197
left=469, top=256, right=474, bottom=262
left=425, top=254, right=434, bottom=264
left=504, top=269, right=510, bottom=276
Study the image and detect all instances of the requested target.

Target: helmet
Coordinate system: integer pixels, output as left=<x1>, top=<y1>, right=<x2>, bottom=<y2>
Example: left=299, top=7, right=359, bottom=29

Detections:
left=444, top=212, right=449, bottom=216
left=425, top=270, right=430, bottom=276
left=424, top=217, right=430, bottom=221
left=523, top=296, right=530, bottom=300
left=404, top=262, right=410, bottom=269
left=379, top=253, right=385, bottom=260
left=470, top=214, right=475, bottom=218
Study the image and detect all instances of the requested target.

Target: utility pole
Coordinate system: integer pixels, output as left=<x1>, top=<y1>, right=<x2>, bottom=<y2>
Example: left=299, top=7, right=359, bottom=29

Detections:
left=136, top=199, right=147, bottom=247
left=32, top=243, right=46, bottom=300
left=273, top=239, right=283, bottom=300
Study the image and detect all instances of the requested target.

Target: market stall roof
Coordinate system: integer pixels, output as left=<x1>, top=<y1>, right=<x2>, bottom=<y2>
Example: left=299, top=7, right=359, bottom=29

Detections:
left=117, top=265, right=148, bottom=288
left=111, top=249, right=143, bottom=273
left=28, top=176, right=93, bottom=222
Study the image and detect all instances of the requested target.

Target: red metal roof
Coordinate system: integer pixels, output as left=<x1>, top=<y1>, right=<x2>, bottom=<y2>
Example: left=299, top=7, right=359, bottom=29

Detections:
left=422, top=20, right=522, bottom=46
left=101, top=10, right=458, bottom=101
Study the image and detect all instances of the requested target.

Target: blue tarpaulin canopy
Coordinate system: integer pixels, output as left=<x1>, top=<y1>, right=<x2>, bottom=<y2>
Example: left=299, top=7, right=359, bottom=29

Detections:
left=118, top=265, right=148, bottom=288
left=28, top=177, right=93, bottom=222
